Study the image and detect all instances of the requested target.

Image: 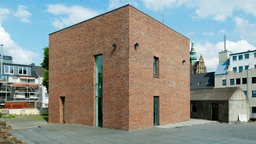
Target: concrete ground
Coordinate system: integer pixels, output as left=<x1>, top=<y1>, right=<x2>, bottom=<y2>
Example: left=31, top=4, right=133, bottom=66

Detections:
left=4, top=116, right=256, bottom=144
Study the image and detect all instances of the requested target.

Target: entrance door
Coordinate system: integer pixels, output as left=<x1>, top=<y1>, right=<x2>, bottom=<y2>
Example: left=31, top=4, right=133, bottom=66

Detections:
left=211, top=103, right=219, bottom=120
left=153, top=96, right=159, bottom=126
left=60, top=96, right=65, bottom=123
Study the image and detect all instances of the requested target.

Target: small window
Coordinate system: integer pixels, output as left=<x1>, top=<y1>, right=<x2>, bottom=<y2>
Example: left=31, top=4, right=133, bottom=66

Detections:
left=153, top=57, right=159, bottom=77
left=238, top=55, right=243, bottom=60
left=252, top=77, right=256, bottom=84
left=245, top=65, right=249, bottom=70
left=252, top=107, right=256, bottom=113
left=233, top=67, right=237, bottom=72
left=230, top=79, right=235, bottom=85
left=242, top=78, right=247, bottom=84
left=252, top=91, right=256, bottom=97
left=191, top=103, right=197, bottom=113
left=239, top=66, right=243, bottom=72
left=244, top=91, right=247, bottom=96
left=232, top=56, right=237, bottom=61
left=254, top=53, right=256, bottom=58
left=222, top=79, right=226, bottom=86
left=254, top=64, right=256, bottom=69
left=236, top=78, right=241, bottom=85
left=245, top=53, right=249, bottom=59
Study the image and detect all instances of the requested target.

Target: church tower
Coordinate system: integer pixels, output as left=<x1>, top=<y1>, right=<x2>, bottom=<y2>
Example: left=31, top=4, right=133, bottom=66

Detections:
left=193, top=54, right=207, bottom=74
left=190, top=43, right=197, bottom=65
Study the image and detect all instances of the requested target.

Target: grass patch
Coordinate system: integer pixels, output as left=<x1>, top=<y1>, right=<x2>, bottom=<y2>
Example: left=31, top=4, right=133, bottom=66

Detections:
left=2, top=114, right=16, bottom=119
left=35, top=115, right=48, bottom=122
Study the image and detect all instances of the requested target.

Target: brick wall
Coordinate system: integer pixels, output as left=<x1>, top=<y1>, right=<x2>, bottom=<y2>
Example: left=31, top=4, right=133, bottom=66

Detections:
left=49, top=5, right=190, bottom=130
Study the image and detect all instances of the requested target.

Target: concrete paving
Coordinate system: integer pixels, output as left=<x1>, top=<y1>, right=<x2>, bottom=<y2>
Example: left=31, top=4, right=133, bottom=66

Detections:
left=4, top=116, right=256, bottom=144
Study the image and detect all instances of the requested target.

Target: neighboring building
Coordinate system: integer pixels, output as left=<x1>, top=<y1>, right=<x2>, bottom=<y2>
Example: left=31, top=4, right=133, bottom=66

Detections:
left=190, top=43, right=207, bottom=74
left=215, top=49, right=256, bottom=119
left=0, top=54, right=47, bottom=108
left=49, top=5, right=190, bottom=130
left=190, top=72, right=215, bottom=89
left=191, top=87, right=249, bottom=122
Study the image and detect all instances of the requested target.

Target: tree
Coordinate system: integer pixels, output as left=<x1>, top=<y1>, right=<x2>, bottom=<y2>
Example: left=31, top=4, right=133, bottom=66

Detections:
left=41, top=47, right=49, bottom=91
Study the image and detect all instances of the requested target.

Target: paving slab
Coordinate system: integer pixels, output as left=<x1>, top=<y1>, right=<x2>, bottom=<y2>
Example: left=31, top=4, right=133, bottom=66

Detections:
left=3, top=116, right=256, bottom=144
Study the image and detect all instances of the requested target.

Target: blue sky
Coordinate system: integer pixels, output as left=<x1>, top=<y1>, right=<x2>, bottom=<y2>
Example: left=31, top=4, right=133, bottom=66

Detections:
left=1, top=0, right=256, bottom=71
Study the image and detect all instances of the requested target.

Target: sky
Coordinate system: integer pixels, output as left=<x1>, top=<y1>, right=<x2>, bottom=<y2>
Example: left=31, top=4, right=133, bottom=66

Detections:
left=1, top=0, right=256, bottom=72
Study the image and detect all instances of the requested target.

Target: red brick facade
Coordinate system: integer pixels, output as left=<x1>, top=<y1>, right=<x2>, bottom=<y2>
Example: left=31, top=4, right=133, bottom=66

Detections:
left=49, top=5, right=190, bottom=130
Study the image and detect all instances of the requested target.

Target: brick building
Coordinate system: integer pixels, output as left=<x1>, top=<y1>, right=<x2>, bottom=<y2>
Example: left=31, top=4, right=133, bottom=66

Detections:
left=49, top=5, right=190, bottom=130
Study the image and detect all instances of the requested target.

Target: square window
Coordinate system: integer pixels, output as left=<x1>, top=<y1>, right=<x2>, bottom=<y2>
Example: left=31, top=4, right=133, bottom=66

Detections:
left=239, top=55, right=243, bottom=60
left=252, top=91, right=256, bottom=97
left=232, top=56, right=237, bottom=61
left=252, top=77, right=256, bottom=84
left=233, top=67, right=237, bottom=72
left=245, top=53, right=249, bottom=59
left=252, top=107, right=256, bottom=113
left=242, top=78, right=247, bottom=84
left=153, top=57, right=159, bottom=77
left=236, top=78, right=241, bottom=85
left=230, top=79, right=235, bottom=85
left=222, top=79, right=226, bottom=86
left=239, top=66, right=243, bottom=72
left=245, top=65, right=249, bottom=70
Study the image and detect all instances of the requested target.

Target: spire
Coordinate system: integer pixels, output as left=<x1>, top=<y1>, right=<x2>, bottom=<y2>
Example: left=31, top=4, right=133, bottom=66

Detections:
left=190, top=42, right=197, bottom=65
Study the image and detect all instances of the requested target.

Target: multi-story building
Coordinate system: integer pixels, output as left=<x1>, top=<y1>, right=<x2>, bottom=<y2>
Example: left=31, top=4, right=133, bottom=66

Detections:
left=215, top=49, right=256, bottom=119
left=0, top=54, right=48, bottom=108
left=49, top=5, right=190, bottom=130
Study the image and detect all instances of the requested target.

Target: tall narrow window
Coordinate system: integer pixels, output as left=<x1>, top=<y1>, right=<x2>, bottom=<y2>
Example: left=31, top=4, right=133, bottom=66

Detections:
left=222, top=79, right=226, bottom=86
left=95, top=55, right=103, bottom=127
left=153, top=57, right=159, bottom=77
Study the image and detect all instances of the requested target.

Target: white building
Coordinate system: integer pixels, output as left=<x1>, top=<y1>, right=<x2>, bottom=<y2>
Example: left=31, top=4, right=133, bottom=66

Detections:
left=215, top=49, right=256, bottom=119
left=0, top=55, right=48, bottom=108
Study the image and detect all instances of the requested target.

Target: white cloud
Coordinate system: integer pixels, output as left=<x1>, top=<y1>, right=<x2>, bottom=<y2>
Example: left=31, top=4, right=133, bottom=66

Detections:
left=47, top=4, right=99, bottom=29
left=202, top=31, right=214, bottom=36
left=196, top=40, right=256, bottom=72
left=235, top=17, right=256, bottom=45
left=0, top=24, right=37, bottom=64
left=140, top=0, right=188, bottom=11
left=14, top=5, right=31, bottom=23
left=0, top=8, right=11, bottom=22
left=108, top=0, right=138, bottom=10
left=140, top=0, right=256, bottom=21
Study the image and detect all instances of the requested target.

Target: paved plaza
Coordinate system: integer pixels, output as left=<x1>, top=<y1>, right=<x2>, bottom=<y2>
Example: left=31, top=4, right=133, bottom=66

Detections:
left=4, top=116, right=256, bottom=144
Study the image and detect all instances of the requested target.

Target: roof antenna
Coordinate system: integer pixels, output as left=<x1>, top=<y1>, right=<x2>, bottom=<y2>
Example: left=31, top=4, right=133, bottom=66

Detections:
left=224, top=34, right=227, bottom=51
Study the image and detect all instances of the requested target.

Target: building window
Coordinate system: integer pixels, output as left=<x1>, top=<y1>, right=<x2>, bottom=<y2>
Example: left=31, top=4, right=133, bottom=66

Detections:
left=230, top=79, right=235, bottom=85
left=232, top=56, right=237, bottom=61
left=18, top=67, right=28, bottom=75
left=191, top=103, right=197, bottom=113
left=222, top=79, right=226, bottom=86
left=254, top=64, right=256, bottom=69
left=233, top=67, right=237, bottom=72
left=252, top=107, right=256, bottom=113
left=252, top=77, right=256, bottom=84
left=254, top=53, right=256, bottom=58
left=245, top=65, right=249, bottom=70
left=153, top=57, right=159, bottom=77
left=252, top=91, right=256, bottom=97
left=4, top=65, right=14, bottom=74
left=242, top=78, right=247, bottom=84
left=236, top=78, right=241, bottom=85
left=238, top=66, right=243, bottom=72
left=238, top=55, right=243, bottom=60
left=244, top=91, right=247, bottom=96
left=245, top=53, right=249, bottom=59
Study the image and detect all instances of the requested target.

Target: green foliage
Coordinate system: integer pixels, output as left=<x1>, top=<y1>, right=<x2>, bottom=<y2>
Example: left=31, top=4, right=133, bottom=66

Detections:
left=41, top=47, right=49, bottom=91
left=2, top=114, right=16, bottom=119
left=43, top=71, right=49, bottom=91
left=41, top=47, right=49, bottom=70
